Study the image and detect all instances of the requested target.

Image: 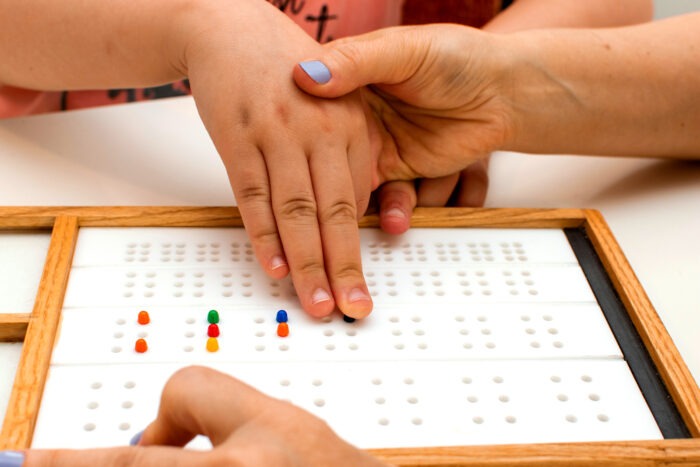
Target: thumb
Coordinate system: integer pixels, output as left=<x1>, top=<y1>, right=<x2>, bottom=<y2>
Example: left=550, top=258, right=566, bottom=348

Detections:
left=294, top=26, right=429, bottom=98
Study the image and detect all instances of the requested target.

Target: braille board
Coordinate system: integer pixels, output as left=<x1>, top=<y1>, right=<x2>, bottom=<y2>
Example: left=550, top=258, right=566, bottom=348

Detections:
left=0, top=207, right=698, bottom=466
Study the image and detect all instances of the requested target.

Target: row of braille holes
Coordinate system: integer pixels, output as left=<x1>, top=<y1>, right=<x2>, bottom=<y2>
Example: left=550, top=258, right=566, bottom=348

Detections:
left=386, top=317, right=429, bottom=349
left=525, top=323, right=563, bottom=348
left=504, top=270, right=537, bottom=295
left=459, top=272, right=492, bottom=296
left=453, top=316, right=497, bottom=349
left=411, top=270, right=446, bottom=297
left=550, top=375, right=608, bottom=422
left=123, top=271, right=155, bottom=298
left=463, top=241, right=495, bottom=263
left=372, top=377, right=423, bottom=426
left=496, top=241, right=528, bottom=262
left=367, top=271, right=399, bottom=297
left=84, top=381, right=136, bottom=432
left=461, top=376, right=520, bottom=417
left=277, top=380, right=333, bottom=411
left=435, top=243, right=464, bottom=263
left=367, top=279, right=399, bottom=296
left=111, top=321, right=148, bottom=353
left=498, top=242, right=528, bottom=263
left=182, top=317, right=199, bottom=352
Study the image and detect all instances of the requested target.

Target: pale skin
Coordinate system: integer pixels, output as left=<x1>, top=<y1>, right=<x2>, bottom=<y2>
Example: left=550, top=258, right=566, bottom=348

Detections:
left=293, top=14, right=700, bottom=189
left=0, top=0, right=652, bottom=321
left=0, top=0, right=375, bottom=319
left=7, top=13, right=700, bottom=466
left=375, top=0, right=654, bottom=235
left=20, top=366, right=390, bottom=466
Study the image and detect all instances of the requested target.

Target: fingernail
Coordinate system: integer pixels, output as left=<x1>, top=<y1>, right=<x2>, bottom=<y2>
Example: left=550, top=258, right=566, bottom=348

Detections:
left=384, top=208, right=407, bottom=219
left=129, top=430, right=144, bottom=446
left=348, top=287, right=370, bottom=303
left=311, top=288, right=332, bottom=304
left=0, top=451, right=24, bottom=467
left=270, top=255, right=287, bottom=270
left=299, top=61, right=332, bottom=84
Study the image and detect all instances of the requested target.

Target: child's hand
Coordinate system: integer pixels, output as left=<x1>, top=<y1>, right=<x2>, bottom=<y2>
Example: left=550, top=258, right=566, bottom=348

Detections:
left=183, top=1, right=376, bottom=319
left=20, top=366, right=388, bottom=466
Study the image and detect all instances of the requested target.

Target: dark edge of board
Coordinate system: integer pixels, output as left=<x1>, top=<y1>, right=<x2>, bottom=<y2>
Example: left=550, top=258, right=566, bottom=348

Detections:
left=564, top=227, right=690, bottom=439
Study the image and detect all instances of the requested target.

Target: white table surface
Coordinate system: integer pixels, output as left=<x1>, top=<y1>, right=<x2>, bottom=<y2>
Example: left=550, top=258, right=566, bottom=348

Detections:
left=1, top=95, right=698, bottom=423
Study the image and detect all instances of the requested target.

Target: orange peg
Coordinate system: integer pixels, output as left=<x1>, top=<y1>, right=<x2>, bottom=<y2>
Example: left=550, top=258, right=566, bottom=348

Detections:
left=206, top=337, right=219, bottom=352
left=137, top=310, right=150, bottom=325
left=135, top=338, right=148, bottom=353
left=277, top=322, right=289, bottom=338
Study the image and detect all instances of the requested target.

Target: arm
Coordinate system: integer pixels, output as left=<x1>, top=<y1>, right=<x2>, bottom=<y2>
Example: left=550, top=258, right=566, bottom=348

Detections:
left=373, top=0, right=654, bottom=234
left=294, top=14, right=700, bottom=187
left=0, top=0, right=375, bottom=319
left=485, top=0, right=653, bottom=33
left=506, top=13, right=700, bottom=157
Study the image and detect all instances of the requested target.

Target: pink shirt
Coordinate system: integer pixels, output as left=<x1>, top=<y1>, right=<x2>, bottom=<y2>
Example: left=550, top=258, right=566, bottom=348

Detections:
left=0, top=1, right=402, bottom=118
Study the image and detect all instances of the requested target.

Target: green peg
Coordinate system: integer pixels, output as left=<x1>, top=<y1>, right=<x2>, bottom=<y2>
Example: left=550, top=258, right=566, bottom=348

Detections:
left=207, top=309, right=219, bottom=324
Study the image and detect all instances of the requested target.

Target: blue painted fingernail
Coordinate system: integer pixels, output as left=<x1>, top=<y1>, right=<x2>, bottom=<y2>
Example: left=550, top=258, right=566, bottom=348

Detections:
left=129, top=430, right=144, bottom=446
left=0, top=451, right=25, bottom=467
left=299, top=61, right=332, bottom=84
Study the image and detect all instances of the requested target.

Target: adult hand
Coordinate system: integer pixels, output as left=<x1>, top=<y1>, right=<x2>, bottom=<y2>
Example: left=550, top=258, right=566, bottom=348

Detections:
left=375, top=161, right=489, bottom=235
left=184, top=1, right=377, bottom=318
left=21, top=366, right=388, bottom=466
left=294, top=25, right=513, bottom=232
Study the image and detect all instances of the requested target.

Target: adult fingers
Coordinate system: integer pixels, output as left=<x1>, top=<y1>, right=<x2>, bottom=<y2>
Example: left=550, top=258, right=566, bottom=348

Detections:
left=293, top=27, right=429, bottom=99
left=453, top=157, right=490, bottom=207
left=376, top=180, right=417, bottom=235
left=139, top=366, right=278, bottom=448
left=416, top=174, right=461, bottom=207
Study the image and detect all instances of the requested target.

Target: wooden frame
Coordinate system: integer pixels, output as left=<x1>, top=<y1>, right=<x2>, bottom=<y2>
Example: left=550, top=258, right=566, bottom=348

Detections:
left=0, top=206, right=698, bottom=465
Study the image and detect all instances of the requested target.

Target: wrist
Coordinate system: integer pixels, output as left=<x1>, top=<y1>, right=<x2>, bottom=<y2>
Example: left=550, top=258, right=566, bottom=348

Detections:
left=498, top=31, right=584, bottom=153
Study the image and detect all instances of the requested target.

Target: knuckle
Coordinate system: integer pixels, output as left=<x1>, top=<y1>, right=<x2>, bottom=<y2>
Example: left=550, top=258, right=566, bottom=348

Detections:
left=248, top=227, right=280, bottom=247
left=162, top=366, right=210, bottom=402
left=236, top=183, right=270, bottom=206
left=295, top=257, right=326, bottom=276
left=331, top=262, right=364, bottom=281
left=277, top=196, right=317, bottom=220
left=332, top=42, right=364, bottom=74
left=319, top=199, right=357, bottom=225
